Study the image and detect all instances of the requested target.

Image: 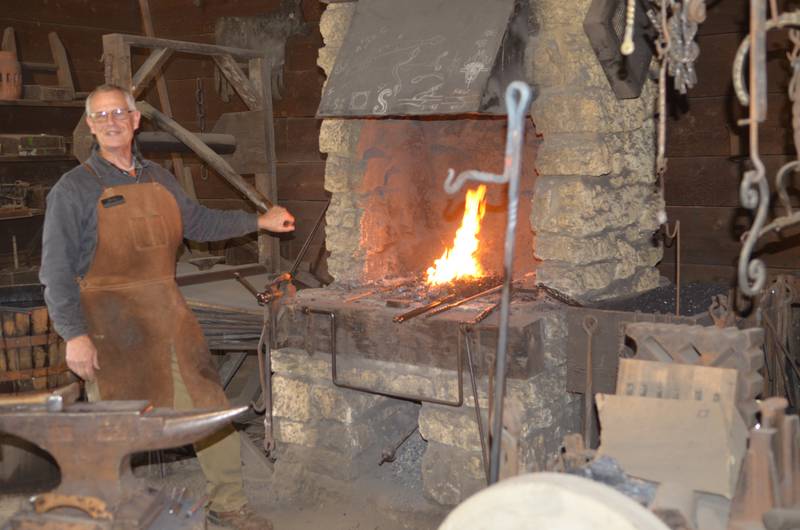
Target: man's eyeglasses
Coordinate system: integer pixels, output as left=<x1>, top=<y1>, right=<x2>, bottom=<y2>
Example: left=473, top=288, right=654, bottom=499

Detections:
left=88, top=108, right=134, bottom=122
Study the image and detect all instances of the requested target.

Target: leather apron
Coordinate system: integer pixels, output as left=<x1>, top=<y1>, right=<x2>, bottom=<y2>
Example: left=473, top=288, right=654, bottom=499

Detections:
left=78, top=168, right=229, bottom=409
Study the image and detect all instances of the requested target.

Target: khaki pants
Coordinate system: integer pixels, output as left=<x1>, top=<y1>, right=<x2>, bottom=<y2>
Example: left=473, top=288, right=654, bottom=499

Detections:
left=86, top=350, right=247, bottom=512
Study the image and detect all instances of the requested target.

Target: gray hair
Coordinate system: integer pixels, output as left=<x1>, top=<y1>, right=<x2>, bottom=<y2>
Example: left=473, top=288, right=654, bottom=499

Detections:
left=85, top=84, right=137, bottom=115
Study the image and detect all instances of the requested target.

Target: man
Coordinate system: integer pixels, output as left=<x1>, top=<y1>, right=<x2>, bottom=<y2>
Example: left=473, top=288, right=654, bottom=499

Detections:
left=39, top=84, right=293, bottom=530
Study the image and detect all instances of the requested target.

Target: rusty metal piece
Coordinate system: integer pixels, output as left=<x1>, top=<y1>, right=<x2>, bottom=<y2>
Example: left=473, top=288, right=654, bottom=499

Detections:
left=31, top=493, right=113, bottom=520
left=379, top=425, right=418, bottom=466
left=468, top=302, right=500, bottom=326
left=184, top=495, right=208, bottom=519
left=424, top=283, right=503, bottom=319
left=392, top=293, right=457, bottom=323
left=536, top=283, right=582, bottom=306
left=583, top=315, right=598, bottom=449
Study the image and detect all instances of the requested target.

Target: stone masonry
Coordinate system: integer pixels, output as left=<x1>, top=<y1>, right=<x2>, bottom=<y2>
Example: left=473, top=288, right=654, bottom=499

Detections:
left=528, top=0, right=664, bottom=301
left=271, top=290, right=581, bottom=506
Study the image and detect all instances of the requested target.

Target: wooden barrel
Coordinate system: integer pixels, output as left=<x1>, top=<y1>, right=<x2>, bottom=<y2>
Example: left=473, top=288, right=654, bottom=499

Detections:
left=0, top=51, right=22, bottom=101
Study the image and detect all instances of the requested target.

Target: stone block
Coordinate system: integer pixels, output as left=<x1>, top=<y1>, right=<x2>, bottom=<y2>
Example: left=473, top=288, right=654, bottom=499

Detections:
left=533, top=89, right=651, bottom=136
left=529, top=0, right=593, bottom=30
left=272, top=348, right=331, bottom=381
left=278, top=442, right=362, bottom=481
left=607, top=124, right=657, bottom=183
left=310, top=382, right=387, bottom=424
left=319, top=3, right=356, bottom=50
left=419, top=403, right=484, bottom=453
left=273, top=375, right=312, bottom=422
left=422, top=442, right=485, bottom=506
left=535, top=133, right=611, bottom=177
left=324, top=154, right=366, bottom=194
left=536, top=261, right=661, bottom=302
left=527, top=30, right=608, bottom=90
left=530, top=177, right=662, bottom=238
left=534, top=232, right=660, bottom=267
left=319, top=119, right=363, bottom=156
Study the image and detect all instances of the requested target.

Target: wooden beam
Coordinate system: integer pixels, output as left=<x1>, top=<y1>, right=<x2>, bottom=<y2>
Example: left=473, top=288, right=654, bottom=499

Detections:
left=48, top=32, right=75, bottom=97
left=102, top=34, right=133, bottom=89
left=105, top=33, right=262, bottom=60
left=249, top=56, right=280, bottom=271
left=137, top=101, right=272, bottom=213
left=212, top=54, right=260, bottom=111
left=131, top=47, right=174, bottom=98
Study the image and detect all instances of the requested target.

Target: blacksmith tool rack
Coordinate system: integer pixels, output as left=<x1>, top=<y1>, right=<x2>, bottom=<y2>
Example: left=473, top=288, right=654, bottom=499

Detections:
left=734, top=3, right=800, bottom=296
left=442, top=80, right=532, bottom=485
left=0, top=396, right=246, bottom=530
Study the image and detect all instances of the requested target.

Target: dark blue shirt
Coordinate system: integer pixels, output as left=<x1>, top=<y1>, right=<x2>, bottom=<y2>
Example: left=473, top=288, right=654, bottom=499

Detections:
left=39, top=148, right=258, bottom=341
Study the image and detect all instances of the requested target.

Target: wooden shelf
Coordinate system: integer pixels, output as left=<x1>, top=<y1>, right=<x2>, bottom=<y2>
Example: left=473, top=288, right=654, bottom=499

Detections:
left=0, top=208, right=44, bottom=220
left=0, top=155, right=76, bottom=163
left=0, top=99, right=85, bottom=108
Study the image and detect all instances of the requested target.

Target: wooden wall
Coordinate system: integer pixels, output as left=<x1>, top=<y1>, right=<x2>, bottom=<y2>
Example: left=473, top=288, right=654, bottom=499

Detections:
left=144, top=0, right=329, bottom=269
left=660, top=0, right=800, bottom=285
left=1, top=0, right=329, bottom=273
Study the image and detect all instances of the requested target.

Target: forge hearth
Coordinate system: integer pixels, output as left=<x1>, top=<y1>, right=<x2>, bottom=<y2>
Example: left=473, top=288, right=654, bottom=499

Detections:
left=318, top=1, right=664, bottom=303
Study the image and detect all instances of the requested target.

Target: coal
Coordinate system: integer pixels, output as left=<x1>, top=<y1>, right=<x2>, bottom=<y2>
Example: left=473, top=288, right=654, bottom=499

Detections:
left=594, top=281, right=729, bottom=317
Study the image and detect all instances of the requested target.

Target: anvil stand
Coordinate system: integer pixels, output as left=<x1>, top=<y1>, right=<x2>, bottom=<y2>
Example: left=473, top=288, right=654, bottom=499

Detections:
left=0, top=396, right=246, bottom=529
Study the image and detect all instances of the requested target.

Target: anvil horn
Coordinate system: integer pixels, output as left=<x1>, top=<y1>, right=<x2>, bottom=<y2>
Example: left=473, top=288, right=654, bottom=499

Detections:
left=157, top=406, right=248, bottom=449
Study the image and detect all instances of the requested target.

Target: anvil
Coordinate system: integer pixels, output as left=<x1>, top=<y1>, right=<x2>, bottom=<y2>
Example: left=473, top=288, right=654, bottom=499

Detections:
left=0, top=398, right=246, bottom=529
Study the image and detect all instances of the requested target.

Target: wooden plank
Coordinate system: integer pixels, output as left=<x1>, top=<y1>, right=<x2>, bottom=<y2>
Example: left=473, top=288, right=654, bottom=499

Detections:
left=47, top=32, right=75, bottom=95
left=147, top=0, right=284, bottom=36
left=107, top=33, right=262, bottom=60
left=274, top=117, right=323, bottom=163
left=666, top=96, right=734, bottom=158
left=277, top=199, right=328, bottom=261
left=131, top=47, right=174, bottom=98
left=212, top=54, right=260, bottom=111
left=0, top=2, right=141, bottom=33
left=165, top=77, right=248, bottom=125
left=657, top=262, right=797, bottom=286
left=273, top=69, right=325, bottom=118
left=664, top=155, right=795, bottom=208
left=662, top=205, right=800, bottom=269
left=276, top=161, right=327, bottom=201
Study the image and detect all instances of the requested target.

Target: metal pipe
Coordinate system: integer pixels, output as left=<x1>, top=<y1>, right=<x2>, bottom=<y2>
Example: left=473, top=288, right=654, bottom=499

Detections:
left=303, top=307, right=464, bottom=407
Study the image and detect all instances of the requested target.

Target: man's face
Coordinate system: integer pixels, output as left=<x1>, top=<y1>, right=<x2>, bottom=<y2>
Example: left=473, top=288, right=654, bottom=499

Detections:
left=85, top=90, right=141, bottom=151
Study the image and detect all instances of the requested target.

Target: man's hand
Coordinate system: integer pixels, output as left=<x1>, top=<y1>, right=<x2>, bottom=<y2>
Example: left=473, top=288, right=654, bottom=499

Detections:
left=66, top=334, right=100, bottom=381
left=258, top=206, right=295, bottom=233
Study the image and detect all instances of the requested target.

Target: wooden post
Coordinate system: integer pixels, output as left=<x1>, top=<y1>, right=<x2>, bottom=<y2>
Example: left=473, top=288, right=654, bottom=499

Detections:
left=3, top=313, right=18, bottom=373
left=1, top=27, right=16, bottom=55
left=137, top=0, right=187, bottom=191
left=102, top=34, right=133, bottom=89
left=249, top=56, right=280, bottom=272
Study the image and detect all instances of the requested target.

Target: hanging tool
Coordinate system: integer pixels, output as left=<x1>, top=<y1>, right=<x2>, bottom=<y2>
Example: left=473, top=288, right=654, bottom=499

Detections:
left=582, top=315, right=598, bottom=449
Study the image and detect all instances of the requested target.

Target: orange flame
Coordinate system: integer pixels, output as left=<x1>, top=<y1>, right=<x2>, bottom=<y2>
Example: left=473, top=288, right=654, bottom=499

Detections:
left=426, top=185, right=488, bottom=285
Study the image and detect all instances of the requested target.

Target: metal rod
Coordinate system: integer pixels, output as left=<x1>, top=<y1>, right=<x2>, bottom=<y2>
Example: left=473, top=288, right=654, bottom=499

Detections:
left=393, top=293, right=457, bottom=323
left=290, top=199, right=330, bottom=277
left=303, top=307, right=464, bottom=407
left=424, top=283, right=503, bottom=318
left=462, top=325, right=490, bottom=484
left=468, top=302, right=500, bottom=326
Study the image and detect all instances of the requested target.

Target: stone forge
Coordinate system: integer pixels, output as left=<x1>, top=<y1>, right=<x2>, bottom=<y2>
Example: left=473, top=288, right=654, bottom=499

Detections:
left=271, top=288, right=581, bottom=506
left=319, top=1, right=663, bottom=302
left=266, top=0, right=664, bottom=509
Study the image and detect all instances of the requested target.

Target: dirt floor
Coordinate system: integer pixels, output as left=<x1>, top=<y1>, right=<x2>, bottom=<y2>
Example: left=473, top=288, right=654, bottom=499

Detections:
left=0, top=430, right=448, bottom=530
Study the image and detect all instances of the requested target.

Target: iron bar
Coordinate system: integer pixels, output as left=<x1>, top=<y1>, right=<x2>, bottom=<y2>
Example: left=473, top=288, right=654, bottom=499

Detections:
left=392, top=293, right=457, bottom=323
left=468, top=302, right=500, bottom=326
left=379, top=425, right=419, bottom=465
left=424, top=283, right=503, bottom=319
left=303, top=307, right=464, bottom=407
left=461, top=325, right=490, bottom=484
left=289, top=199, right=330, bottom=278
left=441, top=81, right=532, bottom=485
